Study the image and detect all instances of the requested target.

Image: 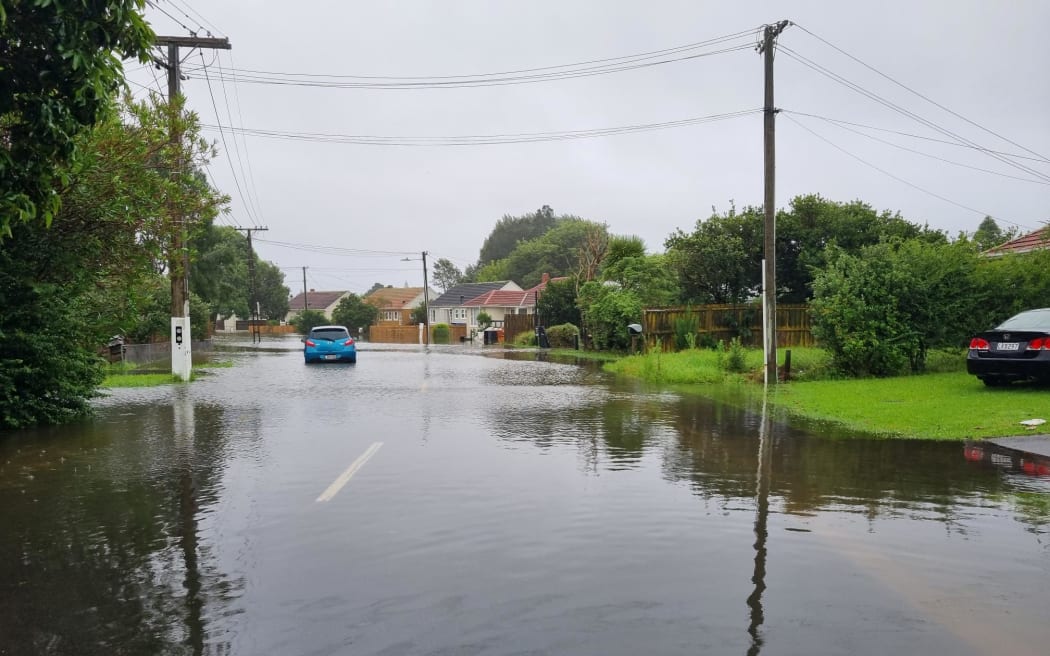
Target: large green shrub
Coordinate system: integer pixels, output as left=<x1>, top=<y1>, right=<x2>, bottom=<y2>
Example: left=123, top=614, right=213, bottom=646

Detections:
left=431, top=323, right=451, bottom=344
left=293, top=310, right=328, bottom=334
left=545, top=323, right=580, bottom=348
left=673, top=313, right=699, bottom=351
left=811, top=239, right=981, bottom=376
left=578, top=281, right=642, bottom=351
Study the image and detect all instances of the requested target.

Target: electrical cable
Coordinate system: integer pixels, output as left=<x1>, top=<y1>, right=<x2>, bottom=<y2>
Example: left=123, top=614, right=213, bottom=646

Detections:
left=220, top=51, right=268, bottom=227
left=786, top=112, right=1050, bottom=186
left=199, top=109, right=761, bottom=147
left=781, top=111, right=1050, bottom=164
left=779, top=45, right=1050, bottom=184
left=198, top=43, right=755, bottom=90
left=784, top=114, right=1033, bottom=231
left=792, top=22, right=1050, bottom=164
left=199, top=52, right=261, bottom=227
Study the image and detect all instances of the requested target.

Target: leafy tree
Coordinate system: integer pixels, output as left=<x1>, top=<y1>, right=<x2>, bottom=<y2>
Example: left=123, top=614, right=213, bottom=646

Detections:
left=292, top=310, right=327, bottom=334
left=665, top=207, right=759, bottom=303
left=810, top=239, right=980, bottom=376
left=476, top=311, right=493, bottom=330
left=0, top=0, right=154, bottom=234
left=331, top=294, right=379, bottom=334
left=536, top=278, right=581, bottom=327
left=432, top=258, right=463, bottom=292
left=602, top=253, right=678, bottom=306
left=410, top=304, right=427, bottom=324
left=577, top=281, right=643, bottom=351
left=477, top=205, right=557, bottom=266
left=473, top=258, right=510, bottom=282
left=255, top=261, right=290, bottom=320
left=190, top=225, right=249, bottom=318
left=972, top=216, right=1017, bottom=252
left=365, top=282, right=387, bottom=296
left=0, top=94, right=226, bottom=428
left=501, top=218, right=608, bottom=288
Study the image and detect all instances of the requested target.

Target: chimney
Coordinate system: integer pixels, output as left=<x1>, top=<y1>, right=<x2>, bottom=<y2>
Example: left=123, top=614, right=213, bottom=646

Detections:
left=541, top=273, right=550, bottom=284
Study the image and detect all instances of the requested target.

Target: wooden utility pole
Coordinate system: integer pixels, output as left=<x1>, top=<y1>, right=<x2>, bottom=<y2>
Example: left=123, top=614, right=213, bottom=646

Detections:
left=302, top=267, right=309, bottom=311
left=155, top=35, right=231, bottom=379
left=235, top=227, right=269, bottom=344
left=758, top=21, right=789, bottom=385
left=422, top=251, right=430, bottom=346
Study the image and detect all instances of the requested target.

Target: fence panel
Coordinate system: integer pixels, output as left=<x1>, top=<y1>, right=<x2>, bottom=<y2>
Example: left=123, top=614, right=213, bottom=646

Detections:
left=503, top=314, right=534, bottom=340
left=642, top=304, right=813, bottom=351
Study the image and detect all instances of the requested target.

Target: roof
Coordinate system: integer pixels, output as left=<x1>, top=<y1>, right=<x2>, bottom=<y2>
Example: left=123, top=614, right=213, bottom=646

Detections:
left=463, top=289, right=533, bottom=308
left=430, top=281, right=516, bottom=307
left=365, top=286, right=426, bottom=309
left=462, top=276, right=570, bottom=308
left=984, top=225, right=1050, bottom=257
left=288, top=290, right=348, bottom=311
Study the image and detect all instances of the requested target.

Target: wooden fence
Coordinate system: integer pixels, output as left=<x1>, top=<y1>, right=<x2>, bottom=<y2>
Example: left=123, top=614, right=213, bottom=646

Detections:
left=642, top=304, right=814, bottom=351
left=369, top=323, right=469, bottom=344
left=503, top=314, right=535, bottom=341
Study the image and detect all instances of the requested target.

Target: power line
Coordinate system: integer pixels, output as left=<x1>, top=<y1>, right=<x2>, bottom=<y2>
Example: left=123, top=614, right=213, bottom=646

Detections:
left=198, top=44, right=756, bottom=90
left=219, top=51, right=268, bottom=227
left=199, top=109, right=762, bottom=147
left=254, top=237, right=417, bottom=257
left=199, top=51, right=260, bottom=227
left=792, top=22, right=1050, bottom=164
left=779, top=45, right=1050, bottom=184
left=167, top=0, right=225, bottom=37
left=214, top=27, right=759, bottom=82
left=145, top=0, right=196, bottom=36
left=781, top=111, right=1050, bottom=164
left=784, top=114, right=1033, bottom=231
left=786, top=112, right=1050, bottom=186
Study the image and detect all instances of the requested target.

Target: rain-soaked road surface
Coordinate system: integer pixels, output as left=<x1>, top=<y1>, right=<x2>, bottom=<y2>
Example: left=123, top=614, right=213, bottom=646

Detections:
left=1, top=339, right=1049, bottom=655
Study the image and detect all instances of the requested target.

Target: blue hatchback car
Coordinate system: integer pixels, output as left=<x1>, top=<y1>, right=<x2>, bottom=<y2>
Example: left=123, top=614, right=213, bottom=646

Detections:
left=304, top=325, right=357, bottom=364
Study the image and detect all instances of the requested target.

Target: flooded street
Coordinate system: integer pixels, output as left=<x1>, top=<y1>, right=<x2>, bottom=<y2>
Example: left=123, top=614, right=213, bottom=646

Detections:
left=1, top=340, right=1048, bottom=655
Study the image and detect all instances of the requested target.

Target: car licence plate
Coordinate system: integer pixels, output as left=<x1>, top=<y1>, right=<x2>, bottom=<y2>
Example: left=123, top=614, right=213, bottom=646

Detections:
left=324, top=354, right=338, bottom=360
left=996, top=342, right=1020, bottom=351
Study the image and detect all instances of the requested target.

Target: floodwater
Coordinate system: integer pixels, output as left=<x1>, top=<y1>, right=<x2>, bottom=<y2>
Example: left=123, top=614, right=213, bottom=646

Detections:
left=1, top=340, right=1048, bottom=655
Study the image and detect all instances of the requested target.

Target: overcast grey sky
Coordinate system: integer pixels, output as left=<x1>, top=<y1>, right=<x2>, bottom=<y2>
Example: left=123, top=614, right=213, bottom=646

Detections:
left=131, top=0, right=1050, bottom=295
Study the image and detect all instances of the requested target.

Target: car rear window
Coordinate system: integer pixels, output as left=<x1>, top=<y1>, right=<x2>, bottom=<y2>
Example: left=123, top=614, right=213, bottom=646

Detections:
left=310, top=328, right=349, bottom=341
left=997, top=309, right=1050, bottom=332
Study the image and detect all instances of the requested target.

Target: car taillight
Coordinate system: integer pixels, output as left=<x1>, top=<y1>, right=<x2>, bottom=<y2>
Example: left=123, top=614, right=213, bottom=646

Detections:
left=1028, top=337, right=1049, bottom=350
left=343, top=338, right=355, bottom=346
left=305, top=339, right=316, bottom=347
left=969, top=337, right=989, bottom=350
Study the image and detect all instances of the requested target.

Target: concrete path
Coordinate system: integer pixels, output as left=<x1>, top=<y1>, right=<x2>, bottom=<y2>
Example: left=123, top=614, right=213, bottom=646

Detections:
left=986, top=435, right=1050, bottom=458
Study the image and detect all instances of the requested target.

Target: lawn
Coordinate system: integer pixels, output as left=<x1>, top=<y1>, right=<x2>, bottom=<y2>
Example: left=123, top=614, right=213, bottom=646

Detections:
left=773, top=372, right=1050, bottom=440
left=100, top=359, right=233, bottom=388
left=604, top=345, right=1049, bottom=440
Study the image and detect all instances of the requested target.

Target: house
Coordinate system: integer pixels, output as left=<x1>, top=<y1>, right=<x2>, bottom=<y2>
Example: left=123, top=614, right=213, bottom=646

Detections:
left=461, top=273, right=569, bottom=328
left=983, top=225, right=1050, bottom=257
left=285, top=289, right=350, bottom=322
left=428, top=281, right=521, bottom=327
left=365, top=286, right=434, bottom=325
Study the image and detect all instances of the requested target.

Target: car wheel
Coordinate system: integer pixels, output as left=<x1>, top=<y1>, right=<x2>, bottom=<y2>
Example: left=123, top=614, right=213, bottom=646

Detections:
left=982, top=377, right=1005, bottom=387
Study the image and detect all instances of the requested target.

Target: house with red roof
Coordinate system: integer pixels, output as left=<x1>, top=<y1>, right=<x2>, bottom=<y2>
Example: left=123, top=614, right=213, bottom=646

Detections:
left=983, top=224, right=1050, bottom=257
left=461, top=274, right=569, bottom=328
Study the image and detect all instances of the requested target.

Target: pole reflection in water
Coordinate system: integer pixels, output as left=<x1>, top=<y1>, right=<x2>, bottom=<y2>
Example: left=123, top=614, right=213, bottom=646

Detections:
left=174, top=387, right=204, bottom=655
left=746, top=393, right=773, bottom=656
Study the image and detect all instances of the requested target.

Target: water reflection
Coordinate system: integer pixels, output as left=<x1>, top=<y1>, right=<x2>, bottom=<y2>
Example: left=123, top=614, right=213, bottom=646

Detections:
left=0, top=395, right=246, bottom=655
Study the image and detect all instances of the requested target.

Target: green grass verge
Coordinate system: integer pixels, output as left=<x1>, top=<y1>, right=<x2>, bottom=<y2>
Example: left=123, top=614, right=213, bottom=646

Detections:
left=772, top=372, right=1049, bottom=440
left=604, top=345, right=1047, bottom=440
left=100, top=359, right=232, bottom=388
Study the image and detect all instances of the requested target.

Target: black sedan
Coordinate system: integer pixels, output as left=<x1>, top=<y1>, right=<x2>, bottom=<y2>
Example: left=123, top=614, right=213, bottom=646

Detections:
left=967, top=308, right=1050, bottom=386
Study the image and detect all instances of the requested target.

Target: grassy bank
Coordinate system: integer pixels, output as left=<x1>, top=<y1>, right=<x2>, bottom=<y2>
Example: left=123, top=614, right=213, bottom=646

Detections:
left=604, top=346, right=1049, bottom=440
left=101, top=359, right=233, bottom=388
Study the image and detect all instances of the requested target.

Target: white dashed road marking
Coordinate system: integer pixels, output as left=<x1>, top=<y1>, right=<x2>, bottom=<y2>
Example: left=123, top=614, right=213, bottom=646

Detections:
left=315, top=442, right=384, bottom=503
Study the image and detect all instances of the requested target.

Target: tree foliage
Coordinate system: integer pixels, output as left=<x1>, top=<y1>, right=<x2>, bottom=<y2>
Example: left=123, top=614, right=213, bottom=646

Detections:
left=499, top=218, right=608, bottom=288
left=0, top=0, right=154, bottom=234
left=331, top=293, right=379, bottom=334
left=0, top=94, right=227, bottom=428
left=536, top=279, right=581, bottom=327
left=292, top=310, right=327, bottom=334
left=577, top=281, right=642, bottom=351
left=477, top=205, right=557, bottom=266
left=972, top=216, right=1017, bottom=252
left=665, top=195, right=946, bottom=304
left=432, top=257, right=463, bottom=292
